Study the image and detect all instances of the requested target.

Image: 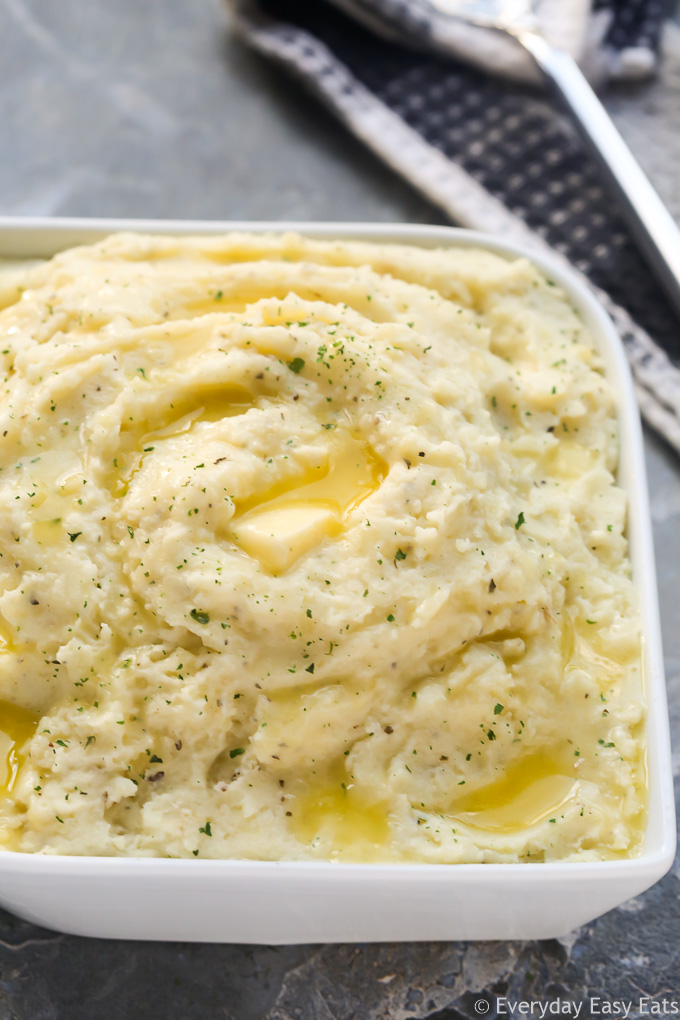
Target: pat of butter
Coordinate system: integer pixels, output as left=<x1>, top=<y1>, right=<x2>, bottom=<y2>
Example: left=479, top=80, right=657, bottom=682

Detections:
left=230, top=430, right=385, bottom=572
left=235, top=504, right=340, bottom=573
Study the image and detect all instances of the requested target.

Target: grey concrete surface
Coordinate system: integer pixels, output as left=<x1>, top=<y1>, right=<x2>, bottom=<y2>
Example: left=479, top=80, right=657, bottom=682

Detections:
left=0, top=1, right=678, bottom=1018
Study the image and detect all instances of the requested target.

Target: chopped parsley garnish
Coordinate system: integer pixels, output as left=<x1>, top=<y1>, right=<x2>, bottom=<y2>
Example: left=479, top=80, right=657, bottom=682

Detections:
left=190, top=609, right=210, bottom=624
left=229, top=747, right=245, bottom=759
left=514, top=511, right=525, bottom=530
left=287, top=357, right=305, bottom=374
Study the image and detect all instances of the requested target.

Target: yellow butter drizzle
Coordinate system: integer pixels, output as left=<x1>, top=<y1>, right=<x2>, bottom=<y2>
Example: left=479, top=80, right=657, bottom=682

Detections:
left=289, top=761, right=390, bottom=860
left=139, top=384, right=255, bottom=437
left=0, top=702, right=38, bottom=796
left=449, top=754, right=578, bottom=833
left=112, top=384, right=254, bottom=496
left=291, top=753, right=579, bottom=857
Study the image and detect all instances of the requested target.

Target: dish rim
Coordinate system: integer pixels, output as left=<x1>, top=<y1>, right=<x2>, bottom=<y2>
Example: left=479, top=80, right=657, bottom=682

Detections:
left=0, top=216, right=674, bottom=881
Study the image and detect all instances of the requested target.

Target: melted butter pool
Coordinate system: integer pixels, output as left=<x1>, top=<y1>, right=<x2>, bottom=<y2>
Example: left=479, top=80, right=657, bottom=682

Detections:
left=449, top=754, right=578, bottom=833
left=140, top=384, right=255, bottom=437
left=0, top=702, right=38, bottom=796
left=112, top=383, right=255, bottom=496
left=561, top=618, right=638, bottom=695
left=290, top=762, right=390, bottom=860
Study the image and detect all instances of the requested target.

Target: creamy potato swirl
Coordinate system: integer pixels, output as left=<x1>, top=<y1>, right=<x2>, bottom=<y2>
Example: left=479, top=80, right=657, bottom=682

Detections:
left=0, top=233, right=644, bottom=861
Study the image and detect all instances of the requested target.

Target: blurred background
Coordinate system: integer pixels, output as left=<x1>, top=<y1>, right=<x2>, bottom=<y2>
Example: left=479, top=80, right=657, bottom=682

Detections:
left=0, top=0, right=677, bottom=225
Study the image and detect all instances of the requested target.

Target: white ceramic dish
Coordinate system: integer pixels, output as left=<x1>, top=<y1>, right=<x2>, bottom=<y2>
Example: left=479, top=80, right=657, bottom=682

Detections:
left=0, top=218, right=674, bottom=943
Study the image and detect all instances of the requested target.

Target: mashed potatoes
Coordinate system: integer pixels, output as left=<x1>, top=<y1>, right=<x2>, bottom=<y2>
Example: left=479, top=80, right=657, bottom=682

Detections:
left=0, top=232, right=645, bottom=862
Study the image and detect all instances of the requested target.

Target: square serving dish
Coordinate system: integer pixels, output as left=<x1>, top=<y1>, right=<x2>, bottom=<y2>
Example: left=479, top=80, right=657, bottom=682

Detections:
left=0, top=218, right=674, bottom=943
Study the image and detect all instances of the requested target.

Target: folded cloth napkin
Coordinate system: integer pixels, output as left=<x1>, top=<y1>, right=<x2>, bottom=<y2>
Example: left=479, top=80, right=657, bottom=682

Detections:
left=228, top=0, right=680, bottom=453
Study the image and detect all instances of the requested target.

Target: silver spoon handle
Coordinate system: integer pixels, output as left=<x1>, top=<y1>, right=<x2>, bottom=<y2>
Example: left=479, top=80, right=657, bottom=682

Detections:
left=516, top=28, right=680, bottom=320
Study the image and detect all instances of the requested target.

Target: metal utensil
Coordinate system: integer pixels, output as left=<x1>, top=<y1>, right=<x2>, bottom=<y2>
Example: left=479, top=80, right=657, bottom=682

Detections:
left=427, top=0, right=680, bottom=320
